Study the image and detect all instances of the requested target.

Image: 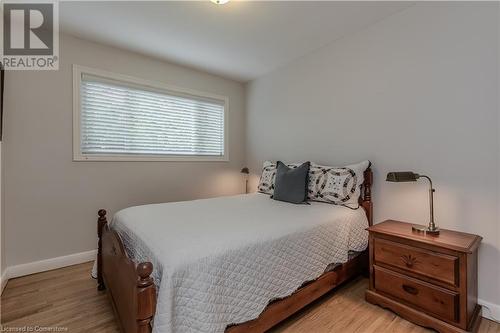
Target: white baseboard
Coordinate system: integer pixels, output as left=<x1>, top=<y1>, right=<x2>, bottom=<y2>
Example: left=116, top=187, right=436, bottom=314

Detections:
left=479, top=298, right=500, bottom=323
left=1, top=271, right=8, bottom=294
left=5, top=249, right=97, bottom=280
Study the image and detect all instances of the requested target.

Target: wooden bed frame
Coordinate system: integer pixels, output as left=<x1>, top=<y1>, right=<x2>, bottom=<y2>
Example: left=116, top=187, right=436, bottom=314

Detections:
left=97, top=167, right=373, bottom=333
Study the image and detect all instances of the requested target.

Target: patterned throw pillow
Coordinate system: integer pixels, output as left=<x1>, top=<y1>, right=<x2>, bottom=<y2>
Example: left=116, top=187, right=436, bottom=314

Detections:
left=257, top=161, right=277, bottom=195
left=257, top=161, right=300, bottom=195
left=307, top=160, right=370, bottom=209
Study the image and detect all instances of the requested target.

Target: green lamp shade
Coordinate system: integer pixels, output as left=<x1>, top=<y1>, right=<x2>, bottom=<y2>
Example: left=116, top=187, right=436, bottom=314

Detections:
left=386, top=172, right=419, bottom=182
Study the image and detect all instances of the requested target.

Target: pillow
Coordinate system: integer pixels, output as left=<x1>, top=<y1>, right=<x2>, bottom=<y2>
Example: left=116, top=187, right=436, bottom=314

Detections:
left=307, top=160, right=370, bottom=209
left=273, top=161, right=310, bottom=204
left=257, top=161, right=300, bottom=195
left=257, top=161, right=277, bottom=195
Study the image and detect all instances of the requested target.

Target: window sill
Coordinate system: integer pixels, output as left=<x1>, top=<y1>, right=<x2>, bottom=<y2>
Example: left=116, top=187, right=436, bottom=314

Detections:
left=73, top=154, right=229, bottom=162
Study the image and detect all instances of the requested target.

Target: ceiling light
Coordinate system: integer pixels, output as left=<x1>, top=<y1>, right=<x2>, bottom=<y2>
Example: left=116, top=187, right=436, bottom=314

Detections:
left=211, top=0, right=230, bottom=4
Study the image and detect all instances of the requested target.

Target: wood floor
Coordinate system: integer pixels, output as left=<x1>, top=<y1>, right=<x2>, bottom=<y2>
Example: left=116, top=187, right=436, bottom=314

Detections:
left=1, top=262, right=499, bottom=333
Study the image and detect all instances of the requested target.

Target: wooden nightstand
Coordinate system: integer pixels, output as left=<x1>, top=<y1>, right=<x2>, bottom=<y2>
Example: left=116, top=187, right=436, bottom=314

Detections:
left=365, top=220, right=482, bottom=333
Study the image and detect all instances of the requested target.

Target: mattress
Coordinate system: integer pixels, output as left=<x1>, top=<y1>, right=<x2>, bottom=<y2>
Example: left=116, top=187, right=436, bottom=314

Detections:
left=111, top=193, right=369, bottom=333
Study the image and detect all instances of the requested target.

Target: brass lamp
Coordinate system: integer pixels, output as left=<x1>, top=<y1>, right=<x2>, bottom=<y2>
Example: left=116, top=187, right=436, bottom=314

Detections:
left=241, top=167, right=249, bottom=194
left=386, top=171, right=439, bottom=235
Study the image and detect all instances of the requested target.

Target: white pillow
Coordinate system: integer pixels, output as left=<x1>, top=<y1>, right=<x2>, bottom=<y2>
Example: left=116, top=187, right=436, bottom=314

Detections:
left=257, top=161, right=300, bottom=195
left=307, top=160, right=370, bottom=209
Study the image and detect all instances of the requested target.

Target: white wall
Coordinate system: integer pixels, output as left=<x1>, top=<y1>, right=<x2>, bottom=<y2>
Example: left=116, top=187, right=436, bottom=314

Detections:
left=0, top=143, right=3, bottom=280
left=246, top=3, right=499, bottom=306
left=497, top=1, right=500, bottom=313
left=3, top=34, right=246, bottom=267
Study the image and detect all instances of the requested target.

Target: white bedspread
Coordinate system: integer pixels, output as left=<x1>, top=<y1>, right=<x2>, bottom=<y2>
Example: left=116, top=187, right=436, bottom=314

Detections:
left=111, top=193, right=368, bottom=333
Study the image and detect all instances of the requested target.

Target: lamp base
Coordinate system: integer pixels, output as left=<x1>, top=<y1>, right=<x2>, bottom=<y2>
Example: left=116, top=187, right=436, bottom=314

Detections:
left=412, top=224, right=440, bottom=235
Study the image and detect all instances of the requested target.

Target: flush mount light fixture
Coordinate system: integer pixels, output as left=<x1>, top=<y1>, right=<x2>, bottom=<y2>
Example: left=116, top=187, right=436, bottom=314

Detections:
left=211, top=0, right=230, bottom=4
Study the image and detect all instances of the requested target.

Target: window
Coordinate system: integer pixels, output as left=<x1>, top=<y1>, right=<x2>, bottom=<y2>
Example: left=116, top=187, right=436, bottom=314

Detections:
left=73, top=65, right=228, bottom=161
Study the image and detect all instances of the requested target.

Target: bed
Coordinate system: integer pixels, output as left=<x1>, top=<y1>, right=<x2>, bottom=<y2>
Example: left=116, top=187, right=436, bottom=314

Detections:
left=96, top=167, right=372, bottom=333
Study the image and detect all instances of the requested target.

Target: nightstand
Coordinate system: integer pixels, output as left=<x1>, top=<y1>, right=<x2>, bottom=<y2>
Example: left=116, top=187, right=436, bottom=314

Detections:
left=365, top=220, right=482, bottom=333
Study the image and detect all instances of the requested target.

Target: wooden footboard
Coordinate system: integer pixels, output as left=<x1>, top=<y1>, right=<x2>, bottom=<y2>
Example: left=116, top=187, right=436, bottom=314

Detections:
left=225, top=251, right=368, bottom=332
left=97, top=210, right=157, bottom=333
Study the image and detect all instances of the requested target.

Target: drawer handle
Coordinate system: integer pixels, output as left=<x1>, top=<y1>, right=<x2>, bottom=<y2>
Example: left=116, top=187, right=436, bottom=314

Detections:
left=401, top=254, right=418, bottom=268
left=402, top=284, right=419, bottom=295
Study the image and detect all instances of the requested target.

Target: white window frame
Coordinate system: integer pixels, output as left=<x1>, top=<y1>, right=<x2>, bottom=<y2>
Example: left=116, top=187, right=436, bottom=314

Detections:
left=73, top=65, right=229, bottom=162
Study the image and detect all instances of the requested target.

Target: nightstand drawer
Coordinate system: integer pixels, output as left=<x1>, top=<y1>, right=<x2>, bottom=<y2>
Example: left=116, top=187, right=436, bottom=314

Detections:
left=374, top=238, right=458, bottom=286
left=374, top=266, right=459, bottom=322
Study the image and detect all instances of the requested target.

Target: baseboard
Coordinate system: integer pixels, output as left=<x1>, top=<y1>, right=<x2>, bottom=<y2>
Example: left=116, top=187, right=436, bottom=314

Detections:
left=5, top=249, right=97, bottom=280
left=1, top=270, right=8, bottom=295
left=479, top=299, right=500, bottom=323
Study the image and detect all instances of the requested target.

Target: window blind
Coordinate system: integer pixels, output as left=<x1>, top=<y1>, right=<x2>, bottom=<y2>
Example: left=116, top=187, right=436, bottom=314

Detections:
left=80, top=74, right=225, bottom=157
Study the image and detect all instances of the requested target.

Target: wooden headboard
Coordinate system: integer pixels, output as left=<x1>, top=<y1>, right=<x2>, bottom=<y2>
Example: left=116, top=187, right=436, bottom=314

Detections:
left=359, top=167, right=373, bottom=226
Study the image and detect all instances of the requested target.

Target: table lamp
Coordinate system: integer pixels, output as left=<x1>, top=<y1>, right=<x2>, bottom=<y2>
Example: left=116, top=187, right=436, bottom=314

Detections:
left=241, top=167, right=249, bottom=194
left=386, top=171, right=439, bottom=235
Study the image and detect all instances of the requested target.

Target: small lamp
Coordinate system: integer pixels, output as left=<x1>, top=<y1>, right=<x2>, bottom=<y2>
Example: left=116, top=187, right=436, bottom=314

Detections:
left=241, top=167, right=249, bottom=194
left=386, top=171, right=439, bottom=235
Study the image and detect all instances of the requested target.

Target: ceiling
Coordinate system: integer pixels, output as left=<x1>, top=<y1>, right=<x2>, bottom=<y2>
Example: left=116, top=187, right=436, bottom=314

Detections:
left=60, top=1, right=412, bottom=82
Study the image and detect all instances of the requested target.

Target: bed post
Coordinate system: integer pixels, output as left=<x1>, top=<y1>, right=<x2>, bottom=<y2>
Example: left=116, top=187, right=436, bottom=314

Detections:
left=362, top=167, right=373, bottom=226
left=97, top=209, right=107, bottom=291
left=137, top=262, right=157, bottom=333
left=360, top=167, right=373, bottom=277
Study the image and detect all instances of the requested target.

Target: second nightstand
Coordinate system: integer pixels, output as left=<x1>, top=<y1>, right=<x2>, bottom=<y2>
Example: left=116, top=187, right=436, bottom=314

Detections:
left=365, top=220, right=482, bottom=333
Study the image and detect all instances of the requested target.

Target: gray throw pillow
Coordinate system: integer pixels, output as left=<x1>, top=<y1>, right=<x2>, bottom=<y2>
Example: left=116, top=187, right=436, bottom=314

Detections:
left=273, top=161, right=310, bottom=204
